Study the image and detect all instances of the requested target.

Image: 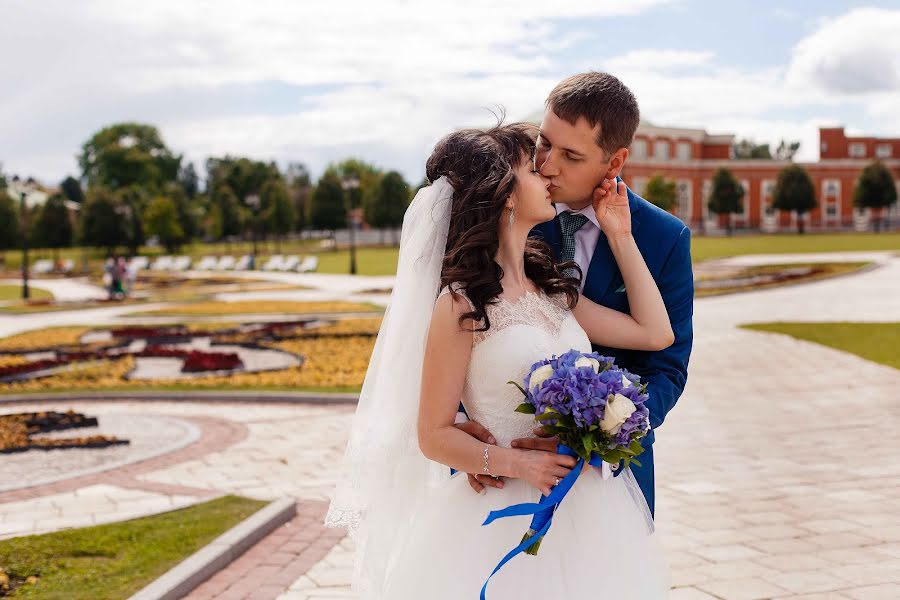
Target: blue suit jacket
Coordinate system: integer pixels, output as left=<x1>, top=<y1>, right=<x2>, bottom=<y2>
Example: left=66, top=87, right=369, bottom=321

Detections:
left=530, top=181, right=694, bottom=516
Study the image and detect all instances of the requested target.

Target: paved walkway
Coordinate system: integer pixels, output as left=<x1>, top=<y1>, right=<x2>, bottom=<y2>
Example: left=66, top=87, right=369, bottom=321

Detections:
left=0, top=277, right=107, bottom=302
left=1, top=252, right=899, bottom=599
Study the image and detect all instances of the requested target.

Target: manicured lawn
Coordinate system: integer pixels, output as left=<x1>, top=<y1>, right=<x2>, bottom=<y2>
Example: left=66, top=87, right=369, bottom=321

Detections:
left=0, top=285, right=52, bottom=302
left=0, top=495, right=267, bottom=600
left=690, top=232, right=900, bottom=263
left=740, top=322, right=900, bottom=370
left=3, top=233, right=896, bottom=277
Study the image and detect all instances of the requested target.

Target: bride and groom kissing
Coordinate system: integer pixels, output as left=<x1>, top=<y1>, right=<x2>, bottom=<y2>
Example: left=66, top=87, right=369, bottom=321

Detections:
left=327, top=71, right=694, bottom=599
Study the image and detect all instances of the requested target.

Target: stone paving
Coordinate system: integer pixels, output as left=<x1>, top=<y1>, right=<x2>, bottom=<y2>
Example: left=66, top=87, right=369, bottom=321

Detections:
left=0, top=251, right=898, bottom=599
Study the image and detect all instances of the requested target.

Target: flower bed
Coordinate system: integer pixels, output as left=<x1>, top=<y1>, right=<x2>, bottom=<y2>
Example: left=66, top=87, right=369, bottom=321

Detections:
left=136, top=346, right=243, bottom=373
left=0, top=410, right=129, bottom=454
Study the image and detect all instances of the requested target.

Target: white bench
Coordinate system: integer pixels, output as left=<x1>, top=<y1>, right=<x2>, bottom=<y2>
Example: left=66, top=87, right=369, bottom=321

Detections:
left=262, top=255, right=285, bottom=271
left=215, top=256, right=236, bottom=270
left=234, top=255, right=253, bottom=271
left=280, top=256, right=301, bottom=271
left=196, top=256, right=219, bottom=270
left=298, top=256, right=319, bottom=273
left=129, top=256, right=150, bottom=271
left=150, top=256, right=173, bottom=271
left=171, top=256, right=192, bottom=271
left=32, top=259, right=54, bottom=274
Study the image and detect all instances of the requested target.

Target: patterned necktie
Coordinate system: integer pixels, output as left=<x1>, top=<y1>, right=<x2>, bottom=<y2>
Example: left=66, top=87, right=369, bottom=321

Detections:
left=557, top=211, right=589, bottom=278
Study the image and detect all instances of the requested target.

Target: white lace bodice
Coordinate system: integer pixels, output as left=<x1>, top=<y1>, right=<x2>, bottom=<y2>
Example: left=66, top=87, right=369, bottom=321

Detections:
left=439, top=284, right=592, bottom=447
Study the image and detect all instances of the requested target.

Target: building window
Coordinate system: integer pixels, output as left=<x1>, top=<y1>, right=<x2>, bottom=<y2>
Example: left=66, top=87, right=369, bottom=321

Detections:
left=676, top=142, right=691, bottom=160
left=736, top=180, right=749, bottom=216
left=653, top=140, right=670, bottom=160
left=677, top=180, right=692, bottom=221
left=821, top=141, right=828, bottom=153
left=876, top=144, right=892, bottom=158
left=849, top=142, right=866, bottom=158
left=823, top=179, right=840, bottom=221
left=631, top=139, right=648, bottom=159
left=762, top=180, right=776, bottom=216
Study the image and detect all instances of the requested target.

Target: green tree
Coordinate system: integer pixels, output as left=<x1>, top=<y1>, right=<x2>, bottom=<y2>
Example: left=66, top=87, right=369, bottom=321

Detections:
left=772, top=164, right=817, bottom=234
left=854, top=161, right=898, bottom=232
left=774, top=140, right=801, bottom=161
left=32, top=194, right=74, bottom=263
left=80, top=188, right=129, bottom=254
left=643, top=174, right=678, bottom=212
left=286, top=162, right=312, bottom=234
left=334, top=159, right=383, bottom=213
left=116, top=185, right=148, bottom=255
left=707, top=168, right=745, bottom=235
left=178, top=162, right=200, bottom=199
left=144, top=196, right=185, bottom=252
left=206, top=156, right=281, bottom=254
left=210, top=185, right=244, bottom=242
left=733, top=139, right=772, bottom=159
left=0, top=164, right=7, bottom=190
left=263, top=179, right=295, bottom=252
left=60, top=176, right=85, bottom=203
left=79, top=123, right=182, bottom=191
left=0, top=190, right=21, bottom=250
left=367, top=171, right=410, bottom=243
left=310, top=169, right=347, bottom=239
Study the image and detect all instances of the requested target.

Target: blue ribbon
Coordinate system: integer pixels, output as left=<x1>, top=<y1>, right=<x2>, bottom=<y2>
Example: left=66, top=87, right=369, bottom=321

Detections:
left=479, top=444, right=601, bottom=599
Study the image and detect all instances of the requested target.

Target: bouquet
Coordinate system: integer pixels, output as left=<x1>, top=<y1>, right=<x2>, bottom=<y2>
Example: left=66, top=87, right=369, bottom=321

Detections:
left=479, top=349, right=651, bottom=598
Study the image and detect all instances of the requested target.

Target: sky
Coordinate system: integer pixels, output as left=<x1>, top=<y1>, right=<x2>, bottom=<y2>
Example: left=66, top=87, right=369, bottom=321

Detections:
left=2, top=0, right=900, bottom=188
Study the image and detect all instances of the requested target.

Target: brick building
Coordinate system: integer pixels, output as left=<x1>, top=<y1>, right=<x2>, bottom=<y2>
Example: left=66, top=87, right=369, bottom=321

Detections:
left=621, top=123, right=900, bottom=233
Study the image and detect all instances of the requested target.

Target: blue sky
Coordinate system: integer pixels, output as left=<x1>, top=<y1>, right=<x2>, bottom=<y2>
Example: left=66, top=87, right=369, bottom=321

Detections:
left=2, top=0, right=899, bottom=187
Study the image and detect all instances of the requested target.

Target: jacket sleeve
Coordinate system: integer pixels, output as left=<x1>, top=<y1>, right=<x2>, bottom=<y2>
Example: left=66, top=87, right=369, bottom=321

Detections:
left=639, top=225, right=694, bottom=431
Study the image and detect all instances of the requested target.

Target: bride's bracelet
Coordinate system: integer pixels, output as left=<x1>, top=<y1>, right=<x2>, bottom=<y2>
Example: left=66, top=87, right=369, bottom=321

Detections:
left=483, top=444, right=498, bottom=479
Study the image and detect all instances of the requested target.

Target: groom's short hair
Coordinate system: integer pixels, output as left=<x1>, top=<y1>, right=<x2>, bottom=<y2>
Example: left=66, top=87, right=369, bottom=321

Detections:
left=546, top=72, right=640, bottom=157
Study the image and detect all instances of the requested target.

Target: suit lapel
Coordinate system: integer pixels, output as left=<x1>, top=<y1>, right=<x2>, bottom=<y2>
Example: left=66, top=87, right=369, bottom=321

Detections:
left=583, top=180, right=644, bottom=303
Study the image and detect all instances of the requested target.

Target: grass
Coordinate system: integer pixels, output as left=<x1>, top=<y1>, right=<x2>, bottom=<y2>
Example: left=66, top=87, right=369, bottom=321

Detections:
left=689, top=232, right=900, bottom=263
left=0, top=495, right=267, bottom=600
left=0, top=286, right=52, bottom=302
left=740, top=322, right=900, bottom=370
left=2, top=233, right=897, bottom=278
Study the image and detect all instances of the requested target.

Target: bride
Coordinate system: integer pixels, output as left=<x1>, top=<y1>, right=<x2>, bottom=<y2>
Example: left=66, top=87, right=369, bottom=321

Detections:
left=326, top=122, right=671, bottom=598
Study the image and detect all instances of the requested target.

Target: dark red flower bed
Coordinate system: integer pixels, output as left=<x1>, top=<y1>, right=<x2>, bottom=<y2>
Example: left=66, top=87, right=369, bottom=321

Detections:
left=137, top=346, right=243, bottom=373
left=111, top=325, right=192, bottom=340
left=0, top=358, right=72, bottom=379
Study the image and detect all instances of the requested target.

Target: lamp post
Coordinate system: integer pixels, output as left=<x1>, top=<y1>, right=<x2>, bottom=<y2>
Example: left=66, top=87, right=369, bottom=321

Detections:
left=19, top=190, right=30, bottom=300
left=341, top=176, right=360, bottom=275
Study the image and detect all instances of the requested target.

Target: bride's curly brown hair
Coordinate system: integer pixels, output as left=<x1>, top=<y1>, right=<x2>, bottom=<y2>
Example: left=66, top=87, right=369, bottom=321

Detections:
left=426, top=121, right=580, bottom=332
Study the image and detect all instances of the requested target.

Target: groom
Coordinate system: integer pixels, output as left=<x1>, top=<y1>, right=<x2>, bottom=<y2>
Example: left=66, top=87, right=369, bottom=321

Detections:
left=459, top=72, right=694, bottom=517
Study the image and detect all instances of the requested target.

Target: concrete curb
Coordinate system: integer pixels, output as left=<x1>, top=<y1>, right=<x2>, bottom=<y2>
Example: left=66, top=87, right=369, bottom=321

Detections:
left=0, top=389, right=359, bottom=406
left=128, top=497, right=297, bottom=600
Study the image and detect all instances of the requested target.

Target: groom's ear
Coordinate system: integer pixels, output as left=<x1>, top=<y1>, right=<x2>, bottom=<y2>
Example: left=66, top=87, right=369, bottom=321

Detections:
left=603, top=148, right=629, bottom=181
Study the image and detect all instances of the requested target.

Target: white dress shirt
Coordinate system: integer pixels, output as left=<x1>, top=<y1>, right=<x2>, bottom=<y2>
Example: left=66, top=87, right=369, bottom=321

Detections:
left=554, top=203, right=602, bottom=291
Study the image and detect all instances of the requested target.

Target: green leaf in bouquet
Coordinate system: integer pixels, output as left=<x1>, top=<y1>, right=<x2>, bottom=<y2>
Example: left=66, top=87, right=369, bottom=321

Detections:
left=515, top=403, right=536, bottom=414
left=507, top=380, right=528, bottom=396
left=628, top=439, right=644, bottom=456
left=536, top=408, right=560, bottom=422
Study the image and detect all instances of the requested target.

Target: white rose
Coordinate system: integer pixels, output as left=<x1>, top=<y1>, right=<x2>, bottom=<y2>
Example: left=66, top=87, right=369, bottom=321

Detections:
left=529, top=364, right=554, bottom=391
left=599, top=393, right=637, bottom=434
left=621, top=375, right=633, bottom=389
left=574, top=356, right=601, bottom=373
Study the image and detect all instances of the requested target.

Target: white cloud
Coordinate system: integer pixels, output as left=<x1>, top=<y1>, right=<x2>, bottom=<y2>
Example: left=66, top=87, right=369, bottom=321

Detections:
left=605, top=49, right=716, bottom=72
left=785, top=7, right=900, bottom=94
left=0, top=0, right=674, bottom=183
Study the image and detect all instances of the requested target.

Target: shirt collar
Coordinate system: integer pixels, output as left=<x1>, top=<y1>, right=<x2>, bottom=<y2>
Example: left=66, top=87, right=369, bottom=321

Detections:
left=555, top=202, right=601, bottom=231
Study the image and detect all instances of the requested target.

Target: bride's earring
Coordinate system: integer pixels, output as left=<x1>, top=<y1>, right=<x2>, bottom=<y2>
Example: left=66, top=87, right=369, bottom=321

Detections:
left=507, top=204, right=515, bottom=231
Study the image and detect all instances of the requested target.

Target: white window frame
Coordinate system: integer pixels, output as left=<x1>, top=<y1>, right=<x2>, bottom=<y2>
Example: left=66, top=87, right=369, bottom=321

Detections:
left=876, top=144, right=892, bottom=158
left=676, top=142, right=691, bottom=161
left=631, top=139, right=648, bottom=159
left=849, top=142, right=866, bottom=158
left=653, top=140, right=670, bottom=161
left=677, top=179, right=692, bottom=223
left=822, top=178, right=841, bottom=224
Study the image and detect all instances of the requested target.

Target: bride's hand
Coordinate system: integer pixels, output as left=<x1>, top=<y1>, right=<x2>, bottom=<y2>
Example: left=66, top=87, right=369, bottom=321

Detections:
left=514, top=449, right=578, bottom=496
left=593, top=179, right=631, bottom=237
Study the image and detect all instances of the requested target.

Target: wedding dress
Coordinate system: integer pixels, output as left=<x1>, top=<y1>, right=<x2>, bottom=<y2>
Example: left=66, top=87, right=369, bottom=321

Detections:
left=380, top=285, right=670, bottom=599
